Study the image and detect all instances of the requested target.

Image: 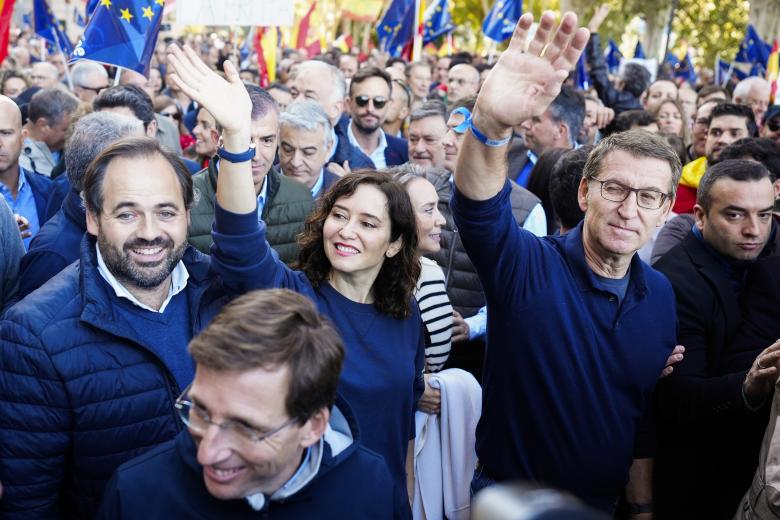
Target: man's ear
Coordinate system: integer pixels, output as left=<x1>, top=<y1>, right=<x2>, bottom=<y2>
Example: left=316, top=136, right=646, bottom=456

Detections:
left=85, top=206, right=99, bottom=237
left=146, top=118, right=158, bottom=138
left=693, top=203, right=707, bottom=232
left=577, top=176, right=590, bottom=213
left=300, top=408, right=329, bottom=448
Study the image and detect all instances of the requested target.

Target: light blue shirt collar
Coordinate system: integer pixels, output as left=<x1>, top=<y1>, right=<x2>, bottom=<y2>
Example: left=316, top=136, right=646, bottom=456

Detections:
left=95, top=244, right=189, bottom=313
left=256, top=175, right=268, bottom=220
left=311, top=169, right=325, bottom=198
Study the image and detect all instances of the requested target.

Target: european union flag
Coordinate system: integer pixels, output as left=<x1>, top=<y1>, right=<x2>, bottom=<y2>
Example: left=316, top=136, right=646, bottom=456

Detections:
left=735, top=24, right=771, bottom=67
left=665, top=52, right=680, bottom=68
left=604, top=39, right=622, bottom=74
left=675, top=52, right=697, bottom=85
left=34, top=0, right=74, bottom=56
left=634, top=42, right=645, bottom=59
left=482, top=0, right=522, bottom=43
left=423, top=0, right=454, bottom=45
left=71, top=0, right=164, bottom=76
left=73, top=7, right=86, bottom=28
left=86, top=0, right=100, bottom=20
left=377, top=0, right=414, bottom=57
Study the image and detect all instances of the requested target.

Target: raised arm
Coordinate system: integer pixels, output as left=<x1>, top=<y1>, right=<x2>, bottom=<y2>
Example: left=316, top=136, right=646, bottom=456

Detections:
left=166, top=44, right=255, bottom=213
left=455, top=12, right=588, bottom=201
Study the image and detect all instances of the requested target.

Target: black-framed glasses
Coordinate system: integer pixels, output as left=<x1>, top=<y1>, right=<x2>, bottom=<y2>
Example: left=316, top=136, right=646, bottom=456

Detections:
left=354, top=95, right=388, bottom=109
left=160, top=111, right=181, bottom=121
left=78, top=84, right=109, bottom=94
left=589, top=178, right=670, bottom=210
left=767, top=119, right=780, bottom=132
left=175, top=385, right=297, bottom=445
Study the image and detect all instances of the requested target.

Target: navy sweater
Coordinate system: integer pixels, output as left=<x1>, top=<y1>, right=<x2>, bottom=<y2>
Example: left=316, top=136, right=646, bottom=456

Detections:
left=451, top=181, right=676, bottom=511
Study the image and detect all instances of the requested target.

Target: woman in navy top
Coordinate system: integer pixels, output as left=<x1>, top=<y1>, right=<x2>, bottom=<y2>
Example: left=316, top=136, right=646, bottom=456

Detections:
left=223, top=171, right=424, bottom=509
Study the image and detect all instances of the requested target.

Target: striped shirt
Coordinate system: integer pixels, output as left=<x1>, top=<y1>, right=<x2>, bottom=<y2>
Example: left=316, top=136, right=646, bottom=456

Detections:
left=415, top=257, right=453, bottom=372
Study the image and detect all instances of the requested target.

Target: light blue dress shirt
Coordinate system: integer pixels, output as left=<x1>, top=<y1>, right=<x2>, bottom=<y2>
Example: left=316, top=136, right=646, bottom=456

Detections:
left=0, top=168, right=40, bottom=250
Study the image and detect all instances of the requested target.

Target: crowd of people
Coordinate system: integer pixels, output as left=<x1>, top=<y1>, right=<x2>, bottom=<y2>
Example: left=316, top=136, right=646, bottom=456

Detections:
left=0, top=7, right=780, bottom=519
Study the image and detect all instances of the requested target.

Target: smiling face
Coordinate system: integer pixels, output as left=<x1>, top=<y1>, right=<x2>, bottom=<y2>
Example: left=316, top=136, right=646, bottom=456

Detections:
left=189, top=364, right=320, bottom=500
left=578, top=149, right=673, bottom=260
left=193, top=108, right=220, bottom=159
left=322, top=183, right=403, bottom=283
left=405, top=177, right=445, bottom=255
left=695, top=177, right=775, bottom=261
left=85, top=154, right=189, bottom=291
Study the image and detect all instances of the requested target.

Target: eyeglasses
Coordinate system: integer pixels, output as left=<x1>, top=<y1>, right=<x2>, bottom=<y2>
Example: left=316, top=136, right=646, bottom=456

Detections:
left=78, top=84, right=108, bottom=94
left=175, top=385, right=297, bottom=445
left=354, top=95, right=388, bottom=109
left=589, top=178, right=670, bottom=210
left=767, top=119, right=780, bottom=132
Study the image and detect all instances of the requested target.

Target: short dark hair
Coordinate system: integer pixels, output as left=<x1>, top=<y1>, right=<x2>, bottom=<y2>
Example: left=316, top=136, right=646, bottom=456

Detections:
left=613, top=110, right=656, bottom=133
left=548, top=86, right=586, bottom=147
left=82, top=136, right=193, bottom=216
left=716, top=137, right=780, bottom=182
left=349, top=66, right=392, bottom=97
left=93, top=85, right=154, bottom=127
left=450, top=95, right=476, bottom=114
left=696, top=159, right=770, bottom=213
left=621, top=63, right=651, bottom=97
left=526, top=148, right=567, bottom=233
left=267, top=82, right=291, bottom=95
left=189, top=289, right=344, bottom=423
left=245, top=84, right=279, bottom=120
left=697, top=85, right=731, bottom=104
left=697, top=159, right=771, bottom=213
left=386, top=57, right=406, bottom=69
left=550, top=146, right=592, bottom=230
left=28, top=88, right=78, bottom=125
left=707, top=103, right=758, bottom=137
left=296, top=171, right=420, bottom=320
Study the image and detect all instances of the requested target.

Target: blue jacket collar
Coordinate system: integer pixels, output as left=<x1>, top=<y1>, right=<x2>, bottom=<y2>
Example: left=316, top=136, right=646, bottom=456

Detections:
left=62, top=189, right=87, bottom=232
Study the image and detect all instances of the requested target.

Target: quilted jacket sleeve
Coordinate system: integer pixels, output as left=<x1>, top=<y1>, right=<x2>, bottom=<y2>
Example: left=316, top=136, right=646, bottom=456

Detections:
left=0, top=317, right=71, bottom=519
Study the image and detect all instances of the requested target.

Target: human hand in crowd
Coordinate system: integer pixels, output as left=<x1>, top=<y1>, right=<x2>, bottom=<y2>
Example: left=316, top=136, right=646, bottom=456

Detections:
left=473, top=12, right=589, bottom=135
left=587, top=4, right=611, bottom=33
left=166, top=44, right=251, bottom=140
left=743, top=340, right=780, bottom=407
left=660, top=344, right=685, bottom=378
left=595, top=106, right=615, bottom=129
left=327, top=160, right=351, bottom=177
left=451, top=311, right=470, bottom=343
left=15, top=214, right=30, bottom=239
left=418, top=373, right=442, bottom=414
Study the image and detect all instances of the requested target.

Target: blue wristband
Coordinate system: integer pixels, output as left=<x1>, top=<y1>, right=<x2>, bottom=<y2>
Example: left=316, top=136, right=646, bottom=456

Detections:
left=468, top=118, right=512, bottom=147
left=216, top=144, right=256, bottom=163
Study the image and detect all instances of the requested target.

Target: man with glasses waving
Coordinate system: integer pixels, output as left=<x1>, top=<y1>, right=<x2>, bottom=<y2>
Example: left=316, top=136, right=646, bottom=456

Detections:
left=97, top=289, right=402, bottom=518
left=452, top=11, right=683, bottom=514
left=346, top=67, right=408, bottom=169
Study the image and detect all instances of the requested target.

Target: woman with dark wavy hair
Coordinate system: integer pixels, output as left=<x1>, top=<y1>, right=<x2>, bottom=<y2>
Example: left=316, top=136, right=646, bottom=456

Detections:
left=248, top=169, right=424, bottom=511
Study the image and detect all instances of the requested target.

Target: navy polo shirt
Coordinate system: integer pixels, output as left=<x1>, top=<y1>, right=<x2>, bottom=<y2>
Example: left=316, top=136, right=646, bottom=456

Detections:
left=451, top=180, right=676, bottom=511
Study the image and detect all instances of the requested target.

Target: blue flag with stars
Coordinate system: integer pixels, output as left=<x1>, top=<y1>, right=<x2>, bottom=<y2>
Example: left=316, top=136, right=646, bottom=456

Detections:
left=34, top=0, right=74, bottom=56
left=482, top=0, right=522, bottom=43
left=604, top=39, right=622, bottom=74
left=735, top=24, right=771, bottom=68
left=675, top=52, right=697, bottom=85
left=424, top=0, right=454, bottom=45
left=71, top=0, right=164, bottom=76
left=377, top=0, right=414, bottom=57
left=634, top=42, right=645, bottom=59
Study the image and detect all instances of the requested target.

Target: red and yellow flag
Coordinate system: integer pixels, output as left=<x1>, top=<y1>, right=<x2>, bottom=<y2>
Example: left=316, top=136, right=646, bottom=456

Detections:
left=0, top=0, right=16, bottom=65
left=254, top=26, right=277, bottom=87
left=767, top=39, right=779, bottom=105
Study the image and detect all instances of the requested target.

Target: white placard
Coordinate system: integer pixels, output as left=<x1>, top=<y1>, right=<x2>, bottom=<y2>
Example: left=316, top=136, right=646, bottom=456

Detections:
left=176, top=0, right=294, bottom=27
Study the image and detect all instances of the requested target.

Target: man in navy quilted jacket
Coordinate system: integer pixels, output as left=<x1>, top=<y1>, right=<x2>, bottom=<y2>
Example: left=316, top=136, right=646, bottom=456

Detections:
left=0, top=45, right=271, bottom=519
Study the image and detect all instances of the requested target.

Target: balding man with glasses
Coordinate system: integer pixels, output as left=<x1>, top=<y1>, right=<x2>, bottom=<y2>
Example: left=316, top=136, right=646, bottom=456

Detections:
left=346, top=67, right=408, bottom=169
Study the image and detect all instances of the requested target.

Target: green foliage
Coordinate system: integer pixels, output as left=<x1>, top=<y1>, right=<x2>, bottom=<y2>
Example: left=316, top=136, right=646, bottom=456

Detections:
left=672, top=0, right=749, bottom=67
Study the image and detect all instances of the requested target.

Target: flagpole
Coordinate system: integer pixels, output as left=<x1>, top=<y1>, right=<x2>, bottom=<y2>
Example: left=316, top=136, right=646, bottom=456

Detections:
left=50, top=27, right=74, bottom=91
left=721, top=62, right=734, bottom=89
left=487, top=40, right=497, bottom=65
left=412, top=0, right=423, bottom=62
left=114, top=66, right=123, bottom=86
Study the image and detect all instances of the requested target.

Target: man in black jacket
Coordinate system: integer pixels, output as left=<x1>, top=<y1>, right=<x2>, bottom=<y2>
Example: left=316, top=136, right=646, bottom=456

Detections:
left=653, top=159, right=779, bottom=518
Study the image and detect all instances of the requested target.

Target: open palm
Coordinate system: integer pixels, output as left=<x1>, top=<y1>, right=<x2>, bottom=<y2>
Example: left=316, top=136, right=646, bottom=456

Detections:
left=477, top=12, right=589, bottom=128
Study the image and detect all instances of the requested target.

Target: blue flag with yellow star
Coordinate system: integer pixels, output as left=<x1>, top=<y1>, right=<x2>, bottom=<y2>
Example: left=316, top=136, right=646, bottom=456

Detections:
left=423, top=0, right=454, bottom=45
left=70, top=0, right=164, bottom=76
left=34, top=0, right=74, bottom=56
left=377, top=0, right=414, bottom=57
left=482, top=0, right=521, bottom=43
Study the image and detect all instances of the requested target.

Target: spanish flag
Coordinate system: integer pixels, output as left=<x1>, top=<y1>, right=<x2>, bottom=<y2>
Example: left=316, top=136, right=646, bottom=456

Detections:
left=0, top=0, right=16, bottom=65
left=254, top=27, right=277, bottom=87
left=768, top=39, right=779, bottom=105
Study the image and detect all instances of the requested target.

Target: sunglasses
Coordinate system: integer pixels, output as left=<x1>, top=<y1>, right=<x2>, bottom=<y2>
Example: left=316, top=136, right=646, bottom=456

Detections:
left=767, top=119, right=780, bottom=132
left=161, top=111, right=181, bottom=121
left=354, top=95, right=388, bottom=109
